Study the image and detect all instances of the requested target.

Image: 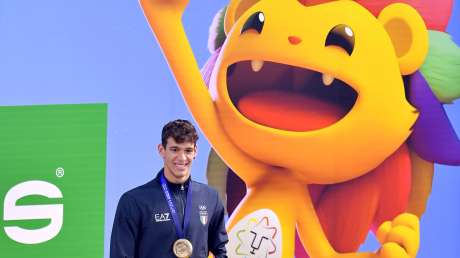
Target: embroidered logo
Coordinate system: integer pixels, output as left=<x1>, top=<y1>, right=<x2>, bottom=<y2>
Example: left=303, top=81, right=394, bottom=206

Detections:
left=199, top=205, right=208, bottom=225
left=153, top=212, right=171, bottom=222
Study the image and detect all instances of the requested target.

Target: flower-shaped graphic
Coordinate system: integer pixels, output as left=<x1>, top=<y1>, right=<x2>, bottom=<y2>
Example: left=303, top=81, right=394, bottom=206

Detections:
left=235, top=216, right=277, bottom=257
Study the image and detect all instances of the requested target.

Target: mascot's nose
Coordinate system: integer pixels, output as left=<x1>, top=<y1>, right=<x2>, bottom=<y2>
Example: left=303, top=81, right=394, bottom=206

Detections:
left=288, top=36, right=302, bottom=45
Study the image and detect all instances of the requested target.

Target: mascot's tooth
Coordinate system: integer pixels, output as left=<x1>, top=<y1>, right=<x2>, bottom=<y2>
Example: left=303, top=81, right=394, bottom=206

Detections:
left=251, top=60, right=264, bottom=72
left=322, top=73, right=334, bottom=86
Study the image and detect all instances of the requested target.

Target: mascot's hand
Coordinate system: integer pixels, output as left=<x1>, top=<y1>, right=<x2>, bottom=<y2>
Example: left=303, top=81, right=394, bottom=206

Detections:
left=140, top=0, right=189, bottom=16
left=376, top=213, right=420, bottom=258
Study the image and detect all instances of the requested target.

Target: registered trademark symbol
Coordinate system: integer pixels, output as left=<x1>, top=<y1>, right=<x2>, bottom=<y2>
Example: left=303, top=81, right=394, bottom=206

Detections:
left=56, top=167, right=65, bottom=178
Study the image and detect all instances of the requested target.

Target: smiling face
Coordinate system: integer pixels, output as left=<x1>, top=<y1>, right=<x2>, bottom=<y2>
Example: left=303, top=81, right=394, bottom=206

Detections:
left=159, top=137, right=197, bottom=184
left=208, top=0, right=421, bottom=184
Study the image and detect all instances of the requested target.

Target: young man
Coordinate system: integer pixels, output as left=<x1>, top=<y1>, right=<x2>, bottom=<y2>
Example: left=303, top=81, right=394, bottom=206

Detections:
left=110, top=119, right=228, bottom=258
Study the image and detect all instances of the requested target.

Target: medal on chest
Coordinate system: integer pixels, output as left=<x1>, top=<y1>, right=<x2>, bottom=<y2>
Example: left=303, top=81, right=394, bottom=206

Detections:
left=160, top=172, right=194, bottom=258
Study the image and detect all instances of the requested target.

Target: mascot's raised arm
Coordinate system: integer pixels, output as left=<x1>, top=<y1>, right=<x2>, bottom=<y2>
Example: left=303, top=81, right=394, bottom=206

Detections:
left=139, top=0, right=460, bottom=257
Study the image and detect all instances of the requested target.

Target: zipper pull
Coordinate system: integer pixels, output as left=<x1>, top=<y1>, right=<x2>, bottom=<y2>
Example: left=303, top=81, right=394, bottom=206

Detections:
left=181, top=184, right=184, bottom=191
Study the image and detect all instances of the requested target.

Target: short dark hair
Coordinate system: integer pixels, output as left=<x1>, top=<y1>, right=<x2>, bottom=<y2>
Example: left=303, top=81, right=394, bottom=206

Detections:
left=161, top=119, right=199, bottom=147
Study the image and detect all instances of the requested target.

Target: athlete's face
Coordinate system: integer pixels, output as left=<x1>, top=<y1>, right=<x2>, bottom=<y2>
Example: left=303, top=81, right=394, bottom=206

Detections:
left=158, top=137, right=197, bottom=183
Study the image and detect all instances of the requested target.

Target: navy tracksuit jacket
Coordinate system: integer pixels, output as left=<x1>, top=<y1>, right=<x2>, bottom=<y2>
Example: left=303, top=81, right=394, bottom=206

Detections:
left=110, top=170, right=228, bottom=258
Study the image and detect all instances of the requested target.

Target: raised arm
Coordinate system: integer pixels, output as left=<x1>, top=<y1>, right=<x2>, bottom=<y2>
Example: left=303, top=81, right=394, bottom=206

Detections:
left=139, top=0, right=217, bottom=133
left=139, top=0, right=269, bottom=186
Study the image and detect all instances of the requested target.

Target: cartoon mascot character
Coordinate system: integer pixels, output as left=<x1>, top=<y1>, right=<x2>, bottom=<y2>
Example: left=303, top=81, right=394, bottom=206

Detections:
left=140, top=0, right=460, bottom=257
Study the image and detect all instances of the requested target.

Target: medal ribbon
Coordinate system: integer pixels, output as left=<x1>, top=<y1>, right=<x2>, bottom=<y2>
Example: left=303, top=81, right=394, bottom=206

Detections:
left=160, top=171, right=193, bottom=239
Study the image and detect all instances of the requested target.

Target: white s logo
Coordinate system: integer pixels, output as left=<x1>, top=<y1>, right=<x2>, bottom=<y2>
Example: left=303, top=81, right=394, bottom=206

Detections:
left=3, top=180, right=64, bottom=244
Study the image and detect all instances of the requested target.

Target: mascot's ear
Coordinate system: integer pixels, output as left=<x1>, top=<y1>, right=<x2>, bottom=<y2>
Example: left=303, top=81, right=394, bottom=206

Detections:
left=378, top=3, right=429, bottom=75
left=224, top=0, right=260, bottom=34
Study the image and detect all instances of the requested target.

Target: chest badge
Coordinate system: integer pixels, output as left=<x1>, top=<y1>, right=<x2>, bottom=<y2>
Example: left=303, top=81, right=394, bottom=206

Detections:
left=199, top=205, right=208, bottom=225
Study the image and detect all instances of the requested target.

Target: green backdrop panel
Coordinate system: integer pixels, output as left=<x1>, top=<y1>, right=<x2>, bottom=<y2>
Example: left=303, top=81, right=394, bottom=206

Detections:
left=0, top=104, right=107, bottom=258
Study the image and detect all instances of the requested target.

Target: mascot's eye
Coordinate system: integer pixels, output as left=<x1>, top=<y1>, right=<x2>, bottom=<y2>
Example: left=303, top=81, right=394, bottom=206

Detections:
left=325, top=24, right=355, bottom=55
left=241, top=12, right=265, bottom=34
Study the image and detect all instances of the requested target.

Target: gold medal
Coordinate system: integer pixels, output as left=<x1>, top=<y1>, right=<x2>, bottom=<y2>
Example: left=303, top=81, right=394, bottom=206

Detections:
left=173, top=238, right=193, bottom=258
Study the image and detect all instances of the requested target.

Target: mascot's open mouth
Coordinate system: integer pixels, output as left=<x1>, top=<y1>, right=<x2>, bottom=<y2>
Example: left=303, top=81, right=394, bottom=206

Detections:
left=227, top=60, right=358, bottom=131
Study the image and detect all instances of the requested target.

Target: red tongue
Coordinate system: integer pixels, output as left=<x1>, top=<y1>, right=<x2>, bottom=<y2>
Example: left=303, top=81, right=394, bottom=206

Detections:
left=238, top=90, right=345, bottom=131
